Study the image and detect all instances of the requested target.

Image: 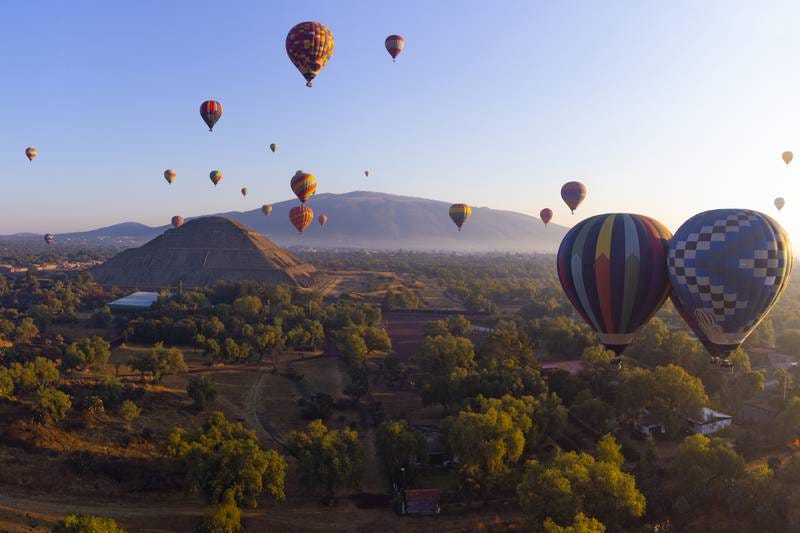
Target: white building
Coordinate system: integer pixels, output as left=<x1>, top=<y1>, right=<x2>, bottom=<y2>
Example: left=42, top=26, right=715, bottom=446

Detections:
left=687, top=407, right=732, bottom=436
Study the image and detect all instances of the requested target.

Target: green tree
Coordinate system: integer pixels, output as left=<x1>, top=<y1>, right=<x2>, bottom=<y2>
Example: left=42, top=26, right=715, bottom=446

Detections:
left=52, top=514, right=126, bottom=533
left=415, top=334, right=475, bottom=377
left=0, top=367, right=13, bottom=399
left=187, top=375, right=218, bottom=410
left=232, top=295, right=263, bottom=321
left=196, top=490, right=242, bottom=533
left=363, top=326, right=391, bottom=354
left=375, top=420, right=427, bottom=480
left=63, top=336, right=111, bottom=371
left=118, top=400, right=141, bottom=424
left=286, top=419, right=363, bottom=501
left=14, top=317, right=39, bottom=344
left=596, top=433, right=624, bottom=467
left=543, top=513, right=606, bottom=533
left=129, top=342, right=187, bottom=382
left=166, top=412, right=286, bottom=507
left=670, top=434, right=745, bottom=508
left=34, top=387, right=72, bottom=423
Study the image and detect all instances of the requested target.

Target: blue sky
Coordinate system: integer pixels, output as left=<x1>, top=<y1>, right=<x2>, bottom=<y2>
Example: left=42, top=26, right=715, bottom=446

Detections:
left=2, top=0, right=800, bottom=239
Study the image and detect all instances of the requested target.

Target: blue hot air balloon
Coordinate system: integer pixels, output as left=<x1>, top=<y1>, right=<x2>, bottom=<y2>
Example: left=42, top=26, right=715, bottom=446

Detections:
left=668, top=209, right=792, bottom=357
left=557, top=213, right=673, bottom=355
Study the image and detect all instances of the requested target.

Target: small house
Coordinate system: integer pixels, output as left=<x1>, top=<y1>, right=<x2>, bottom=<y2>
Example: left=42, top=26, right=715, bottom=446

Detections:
left=107, top=291, right=160, bottom=313
left=687, top=407, right=732, bottom=435
left=635, top=410, right=666, bottom=438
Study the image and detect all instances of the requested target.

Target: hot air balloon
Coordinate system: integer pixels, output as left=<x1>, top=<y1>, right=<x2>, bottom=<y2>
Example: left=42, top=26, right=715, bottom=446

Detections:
left=286, top=22, right=335, bottom=87
left=290, top=205, right=314, bottom=233
left=43, top=233, right=54, bottom=245
left=171, top=216, right=184, bottom=228
left=775, top=197, right=785, bottom=211
left=200, top=100, right=223, bottom=131
left=318, top=214, right=328, bottom=227
left=668, top=209, right=792, bottom=358
left=364, top=170, right=369, bottom=177
left=558, top=213, right=673, bottom=355
left=385, top=34, right=405, bottom=61
left=210, top=170, right=222, bottom=187
left=262, top=204, right=273, bottom=216
left=561, top=181, right=587, bottom=214
left=290, top=171, right=317, bottom=203
left=783, top=151, right=793, bottom=165
left=25, top=147, right=37, bottom=162
left=449, top=204, right=472, bottom=231
left=540, top=208, right=553, bottom=226
left=164, top=169, right=176, bottom=185
left=270, top=143, right=277, bottom=153
left=241, top=187, right=248, bottom=197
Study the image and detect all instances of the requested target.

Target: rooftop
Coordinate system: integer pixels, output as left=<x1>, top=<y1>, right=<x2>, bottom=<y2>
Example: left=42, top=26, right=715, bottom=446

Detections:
left=108, top=291, right=160, bottom=310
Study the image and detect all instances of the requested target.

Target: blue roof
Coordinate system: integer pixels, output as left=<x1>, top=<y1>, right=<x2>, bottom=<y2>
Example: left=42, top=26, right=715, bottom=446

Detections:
left=108, top=291, right=160, bottom=309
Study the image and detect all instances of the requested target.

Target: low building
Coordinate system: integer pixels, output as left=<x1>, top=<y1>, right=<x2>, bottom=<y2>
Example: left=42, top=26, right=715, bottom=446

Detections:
left=400, top=489, right=441, bottom=516
left=740, top=401, right=780, bottom=424
left=107, top=291, right=160, bottom=312
left=688, top=407, right=732, bottom=435
left=635, top=410, right=666, bottom=438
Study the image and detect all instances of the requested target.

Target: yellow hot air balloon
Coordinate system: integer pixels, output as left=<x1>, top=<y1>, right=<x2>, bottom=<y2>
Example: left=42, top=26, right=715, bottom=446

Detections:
left=783, top=151, right=794, bottom=165
left=210, top=170, right=222, bottom=187
left=449, top=204, right=472, bottom=231
left=241, top=187, right=248, bottom=197
left=25, top=147, right=37, bottom=162
left=270, top=143, right=277, bottom=153
left=164, top=169, right=176, bottom=185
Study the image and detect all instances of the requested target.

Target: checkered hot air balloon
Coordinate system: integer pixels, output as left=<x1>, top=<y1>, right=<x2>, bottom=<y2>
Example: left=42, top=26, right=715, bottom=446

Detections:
left=561, top=181, right=587, bottom=214
left=286, top=22, right=335, bottom=87
left=557, top=213, right=673, bottom=355
left=290, top=171, right=317, bottom=203
left=449, top=204, right=472, bottom=231
left=540, top=208, right=553, bottom=227
left=668, top=209, right=792, bottom=358
left=385, top=34, right=405, bottom=61
left=200, top=100, right=223, bottom=131
left=290, top=205, right=314, bottom=233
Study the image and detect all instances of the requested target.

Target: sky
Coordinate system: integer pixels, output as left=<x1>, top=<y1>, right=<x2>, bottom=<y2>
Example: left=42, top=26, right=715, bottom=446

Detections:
left=1, top=0, right=800, bottom=239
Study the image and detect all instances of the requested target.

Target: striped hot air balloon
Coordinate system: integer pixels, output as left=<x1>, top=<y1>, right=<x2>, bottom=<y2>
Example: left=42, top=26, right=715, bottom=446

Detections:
left=557, top=213, right=673, bottom=355
left=171, top=216, right=184, bottom=228
left=286, top=22, right=335, bottom=87
left=290, top=205, right=314, bottom=233
left=25, top=147, right=37, bottom=162
left=318, top=214, right=328, bottom=227
left=290, top=171, right=317, bottom=203
left=561, top=181, right=587, bottom=214
left=209, top=170, right=222, bottom=187
left=449, top=204, right=472, bottom=231
left=262, top=204, right=273, bottom=216
left=385, top=34, right=405, bottom=61
left=540, top=208, right=553, bottom=226
left=164, top=169, right=176, bottom=185
left=200, top=100, right=223, bottom=131
left=668, top=209, right=792, bottom=358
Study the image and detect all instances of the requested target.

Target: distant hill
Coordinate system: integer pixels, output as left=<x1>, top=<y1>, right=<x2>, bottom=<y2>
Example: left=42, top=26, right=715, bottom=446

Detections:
left=91, top=217, right=317, bottom=288
left=4, top=191, right=569, bottom=253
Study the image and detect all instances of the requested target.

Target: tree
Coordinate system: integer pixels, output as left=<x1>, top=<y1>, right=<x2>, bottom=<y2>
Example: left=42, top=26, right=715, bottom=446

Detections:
left=197, top=490, right=242, bottom=533
left=0, top=367, right=13, bottom=399
left=286, top=419, right=363, bottom=501
left=363, top=326, right=391, bottom=354
left=596, top=433, right=624, bottom=467
left=128, top=342, right=187, bottom=382
left=415, top=334, right=475, bottom=377
left=625, top=317, right=670, bottom=366
left=52, top=514, right=126, bottom=533
left=232, top=295, right=263, bottom=321
left=375, top=420, right=427, bottom=481
left=670, top=434, right=745, bottom=508
left=166, top=412, right=286, bottom=508
left=34, top=387, right=72, bottom=423
left=580, top=345, right=615, bottom=394
left=341, top=332, right=368, bottom=367
left=775, top=396, right=800, bottom=445
left=543, top=513, right=606, bottom=533
left=479, top=320, right=535, bottom=368
left=118, top=400, right=141, bottom=424
left=187, top=375, right=218, bottom=410
left=91, top=306, right=113, bottom=328
left=63, top=336, right=111, bottom=372
left=14, top=317, right=39, bottom=344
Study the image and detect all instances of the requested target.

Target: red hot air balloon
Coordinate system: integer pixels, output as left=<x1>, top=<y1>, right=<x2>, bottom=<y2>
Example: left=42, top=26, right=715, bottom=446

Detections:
left=540, top=208, right=553, bottom=226
left=290, top=205, right=314, bottom=233
left=200, top=100, right=223, bottom=131
left=561, top=181, right=587, bottom=214
left=290, top=171, right=317, bottom=203
left=318, top=214, right=329, bottom=227
left=171, top=216, right=184, bottom=228
left=286, top=22, right=335, bottom=87
left=557, top=213, right=673, bottom=355
left=385, top=35, right=405, bottom=61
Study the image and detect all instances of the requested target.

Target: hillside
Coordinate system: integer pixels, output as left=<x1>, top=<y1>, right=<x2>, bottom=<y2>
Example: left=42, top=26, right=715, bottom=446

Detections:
left=7, top=191, right=569, bottom=253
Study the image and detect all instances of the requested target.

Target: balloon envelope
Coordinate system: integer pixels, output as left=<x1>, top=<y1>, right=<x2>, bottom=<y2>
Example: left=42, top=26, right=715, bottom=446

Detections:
left=270, top=143, right=277, bottom=153
left=318, top=214, right=328, bottom=227
left=561, top=181, right=587, bottom=214
left=286, top=22, right=335, bottom=87
left=171, top=216, right=184, bottom=228
left=668, top=209, right=792, bottom=357
left=775, top=197, right=785, bottom=211
left=540, top=208, right=553, bottom=226
left=43, top=233, right=54, bottom=245
left=783, top=151, right=794, bottom=165
left=385, top=34, right=405, bottom=60
left=210, top=170, right=222, bottom=186
left=449, top=204, right=472, bottom=231
left=290, top=171, right=317, bottom=203
left=241, top=187, right=248, bottom=197
left=200, top=100, right=223, bottom=131
left=558, top=213, right=673, bottom=355
left=290, top=205, right=314, bottom=233
left=25, top=147, right=37, bottom=161
left=164, top=169, right=176, bottom=185
left=262, top=204, right=273, bottom=216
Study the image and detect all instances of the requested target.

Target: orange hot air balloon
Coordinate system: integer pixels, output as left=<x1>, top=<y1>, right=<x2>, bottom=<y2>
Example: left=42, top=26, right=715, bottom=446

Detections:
left=540, top=208, right=553, bottom=226
left=290, top=171, right=317, bottom=203
left=561, top=181, right=587, bottom=214
left=209, top=170, right=222, bottom=187
left=783, top=151, right=793, bottom=165
left=262, top=204, right=273, bottom=216
left=449, top=204, right=472, bottom=231
left=171, top=216, right=184, bottom=228
left=286, top=22, right=335, bottom=87
left=164, top=169, right=176, bottom=185
left=318, top=214, right=329, bottom=227
left=290, top=205, right=314, bottom=233
left=25, top=147, right=37, bottom=162
left=200, top=100, right=223, bottom=131
left=241, top=187, right=248, bottom=197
